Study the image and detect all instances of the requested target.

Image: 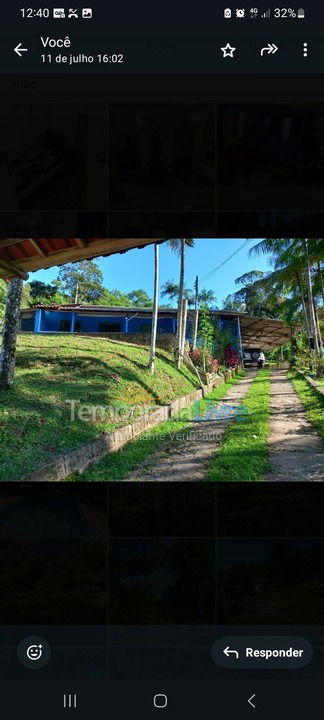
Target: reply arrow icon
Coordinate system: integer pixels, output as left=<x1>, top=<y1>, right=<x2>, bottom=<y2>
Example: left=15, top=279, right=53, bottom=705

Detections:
left=14, top=43, right=28, bottom=57
left=223, top=646, right=239, bottom=659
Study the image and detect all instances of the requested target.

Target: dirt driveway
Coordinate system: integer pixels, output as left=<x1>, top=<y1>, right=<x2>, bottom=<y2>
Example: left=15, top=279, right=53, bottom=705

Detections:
left=264, top=370, right=324, bottom=481
left=123, top=371, right=256, bottom=482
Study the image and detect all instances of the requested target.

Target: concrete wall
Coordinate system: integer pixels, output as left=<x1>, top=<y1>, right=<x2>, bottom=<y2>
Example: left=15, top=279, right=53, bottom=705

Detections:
left=82, top=332, right=177, bottom=348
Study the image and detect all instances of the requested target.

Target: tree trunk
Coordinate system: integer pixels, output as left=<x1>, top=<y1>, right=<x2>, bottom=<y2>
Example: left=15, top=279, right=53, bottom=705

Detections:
left=304, top=240, right=320, bottom=353
left=318, top=260, right=324, bottom=306
left=314, top=299, right=323, bottom=350
left=0, top=278, right=23, bottom=390
left=149, top=244, right=159, bottom=374
left=192, top=275, right=199, bottom=350
left=181, top=298, right=188, bottom=360
left=176, top=240, right=185, bottom=368
left=74, top=280, right=79, bottom=304
left=295, top=271, right=311, bottom=346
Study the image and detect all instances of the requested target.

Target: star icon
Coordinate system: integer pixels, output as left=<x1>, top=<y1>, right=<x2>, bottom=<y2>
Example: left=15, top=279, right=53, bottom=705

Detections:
left=221, top=42, right=236, bottom=58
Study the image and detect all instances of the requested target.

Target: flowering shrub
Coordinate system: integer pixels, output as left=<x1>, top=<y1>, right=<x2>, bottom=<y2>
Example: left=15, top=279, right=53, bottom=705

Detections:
left=223, top=345, right=240, bottom=368
left=189, top=348, right=219, bottom=373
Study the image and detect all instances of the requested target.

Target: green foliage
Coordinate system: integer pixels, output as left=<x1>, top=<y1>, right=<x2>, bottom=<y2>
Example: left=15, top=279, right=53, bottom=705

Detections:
left=30, top=280, right=59, bottom=301
left=96, top=288, right=130, bottom=306
left=0, top=279, right=7, bottom=322
left=56, top=260, right=104, bottom=303
left=127, top=288, right=153, bottom=307
left=20, top=283, right=31, bottom=309
left=161, top=280, right=194, bottom=306
left=289, top=371, right=324, bottom=440
left=198, top=304, right=214, bottom=351
left=198, top=288, right=218, bottom=307
left=0, top=334, right=201, bottom=480
left=74, top=370, right=246, bottom=481
left=222, top=294, right=242, bottom=311
left=206, top=369, right=271, bottom=482
left=213, top=323, right=237, bottom=365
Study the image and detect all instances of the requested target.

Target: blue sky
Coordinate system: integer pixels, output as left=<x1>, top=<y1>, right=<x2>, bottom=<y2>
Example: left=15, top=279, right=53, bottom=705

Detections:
left=32, top=239, right=271, bottom=306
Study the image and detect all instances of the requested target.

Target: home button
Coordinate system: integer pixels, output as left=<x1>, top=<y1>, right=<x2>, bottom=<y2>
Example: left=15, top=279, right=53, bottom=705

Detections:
left=153, top=694, right=168, bottom=709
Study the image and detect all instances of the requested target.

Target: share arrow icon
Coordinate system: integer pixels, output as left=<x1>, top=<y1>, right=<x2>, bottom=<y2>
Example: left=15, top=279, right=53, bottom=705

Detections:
left=261, top=43, right=278, bottom=56
left=14, top=43, right=29, bottom=58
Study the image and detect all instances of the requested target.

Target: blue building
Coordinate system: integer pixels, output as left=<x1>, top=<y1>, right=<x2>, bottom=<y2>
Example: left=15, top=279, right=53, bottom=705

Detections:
left=20, top=304, right=240, bottom=346
left=19, top=304, right=295, bottom=352
left=20, top=305, right=179, bottom=337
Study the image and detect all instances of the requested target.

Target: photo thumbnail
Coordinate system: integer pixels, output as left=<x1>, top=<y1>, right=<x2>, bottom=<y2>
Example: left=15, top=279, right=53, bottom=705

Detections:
left=0, top=237, right=323, bottom=482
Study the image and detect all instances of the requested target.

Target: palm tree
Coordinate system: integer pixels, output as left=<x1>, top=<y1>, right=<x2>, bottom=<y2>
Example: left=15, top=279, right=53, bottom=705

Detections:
left=149, top=244, right=160, bottom=374
left=304, top=239, right=319, bottom=353
left=168, top=238, right=195, bottom=368
left=198, top=288, right=217, bottom=307
left=249, top=238, right=324, bottom=353
left=161, top=281, right=194, bottom=307
left=161, top=280, right=179, bottom=308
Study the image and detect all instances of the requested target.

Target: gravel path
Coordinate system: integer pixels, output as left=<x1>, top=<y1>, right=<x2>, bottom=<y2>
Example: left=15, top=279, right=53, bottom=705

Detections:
left=123, top=371, right=257, bottom=482
left=264, top=370, right=324, bottom=482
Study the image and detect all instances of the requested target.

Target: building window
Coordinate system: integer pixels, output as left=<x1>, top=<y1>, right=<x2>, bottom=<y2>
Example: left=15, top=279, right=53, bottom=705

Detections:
left=21, top=317, right=35, bottom=331
left=99, top=322, right=122, bottom=332
left=139, top=323, right=152, bottom=333
left=60, top=320, right=71, bottom=332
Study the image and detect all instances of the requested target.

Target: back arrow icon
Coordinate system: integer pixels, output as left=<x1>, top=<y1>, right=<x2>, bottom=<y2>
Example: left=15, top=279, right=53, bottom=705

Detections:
left=14, top=43, right=28, bottom=57
left=248, top=694, right=256, bottom=709
left=261, top=43, right=278, bottom=56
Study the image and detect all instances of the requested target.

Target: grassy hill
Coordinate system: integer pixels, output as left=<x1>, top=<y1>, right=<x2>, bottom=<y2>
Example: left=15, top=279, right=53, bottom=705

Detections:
left=0, top=334, right=200, bottom=481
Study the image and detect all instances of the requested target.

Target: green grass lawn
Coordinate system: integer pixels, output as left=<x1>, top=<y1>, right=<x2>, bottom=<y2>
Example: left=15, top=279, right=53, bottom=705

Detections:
left=0, top=334, right=202, bottom=481
left=289, top=371, right=324, bottom=441
left=206, top=369, right=271, bottom=482
left=70, top=370, right=246, bottom=481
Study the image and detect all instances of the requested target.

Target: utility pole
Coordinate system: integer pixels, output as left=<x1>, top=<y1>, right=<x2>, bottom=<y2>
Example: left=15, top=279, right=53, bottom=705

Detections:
left=192, top=275, right=199, bottom=349
left=149, top=244, right=160, bottom=374
left=237, top=314, right=243, bottom=363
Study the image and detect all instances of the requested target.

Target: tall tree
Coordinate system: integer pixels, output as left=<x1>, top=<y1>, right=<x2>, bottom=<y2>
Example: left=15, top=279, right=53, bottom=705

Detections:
left=198, top=288, right=217, bottom=307
left=0, top=278, right=23, bottom=390
left=168, top=238, right=195, bottom=367
left=161, top=281, right=179, bottom=307
left=127, top=289, right=153, bottom=307
left=56, top=260, right=104, bottom=303
left=149, top=244, right=160, bottom=374
left=161, top=281, right=194, bottom=307
left=249, top=238, right=324, bottom=351
left=304, top=239, right=319, bottom=353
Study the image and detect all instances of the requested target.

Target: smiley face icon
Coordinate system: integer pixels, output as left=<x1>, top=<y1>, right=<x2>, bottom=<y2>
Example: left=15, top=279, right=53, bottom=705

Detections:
left=18, top=636, right=51, bottom=669
left=27, top=644, right=43, bottom=661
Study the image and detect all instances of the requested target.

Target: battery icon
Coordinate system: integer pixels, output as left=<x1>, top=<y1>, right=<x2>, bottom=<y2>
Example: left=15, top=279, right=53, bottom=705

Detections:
left=297, top=8, right=305, bottom=18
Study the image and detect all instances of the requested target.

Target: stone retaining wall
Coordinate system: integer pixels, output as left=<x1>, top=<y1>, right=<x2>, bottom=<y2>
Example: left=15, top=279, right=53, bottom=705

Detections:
left=299, top=371, right=324, bottom=396
left=21, top=367, right=240, bottom=482
left=82, top=332, right=176, bottom=349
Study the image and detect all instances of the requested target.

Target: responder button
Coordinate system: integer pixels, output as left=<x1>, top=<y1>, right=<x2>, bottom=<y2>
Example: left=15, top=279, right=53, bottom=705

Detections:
left=212, top=636, right=313, bottom=669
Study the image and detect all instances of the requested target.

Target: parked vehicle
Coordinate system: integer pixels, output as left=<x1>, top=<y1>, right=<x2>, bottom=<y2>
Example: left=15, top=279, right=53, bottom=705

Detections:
left=243, top=347, right=262, bottom=367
